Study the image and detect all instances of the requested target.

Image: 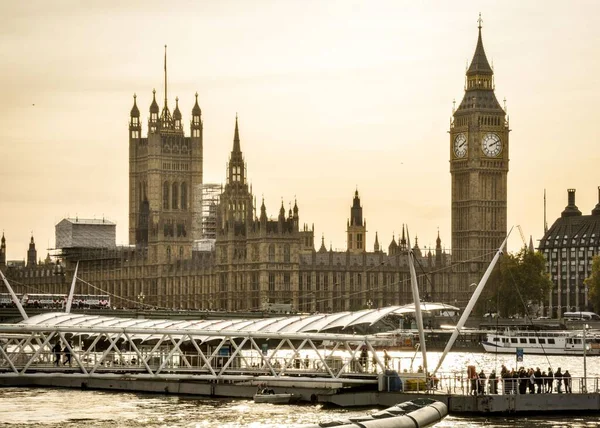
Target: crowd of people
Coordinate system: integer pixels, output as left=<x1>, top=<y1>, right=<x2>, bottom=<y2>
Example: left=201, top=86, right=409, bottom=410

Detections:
left=470, top=365, right=573, bottom=395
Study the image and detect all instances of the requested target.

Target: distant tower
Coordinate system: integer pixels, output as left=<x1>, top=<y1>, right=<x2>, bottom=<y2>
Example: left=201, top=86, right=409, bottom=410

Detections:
left=450, top=16, right=509, bottom=298
left=347, top=190, right=366, bottom=253
left=218, top=116, right=254, bottom=230
left=128, top=46, right=203, bottom=262
left=0, top=233, right=6, bottom=268
left=27, top=235, right=37, bottom=267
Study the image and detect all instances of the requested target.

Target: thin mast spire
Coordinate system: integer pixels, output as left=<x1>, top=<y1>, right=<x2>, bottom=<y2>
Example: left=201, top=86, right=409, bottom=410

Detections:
left=164, top=45, right=168, bottom=109
left=544, top=189, right=548, bottom=234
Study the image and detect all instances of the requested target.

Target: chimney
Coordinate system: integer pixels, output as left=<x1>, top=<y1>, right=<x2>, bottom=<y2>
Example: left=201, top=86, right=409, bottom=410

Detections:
left=561, top=188, right=582, bottom=217
left=592, top=186, right=600, bottom=216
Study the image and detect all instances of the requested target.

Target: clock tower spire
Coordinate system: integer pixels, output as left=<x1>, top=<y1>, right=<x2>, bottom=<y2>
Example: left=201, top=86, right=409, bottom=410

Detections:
left=449, top=16, right=509, bottom=304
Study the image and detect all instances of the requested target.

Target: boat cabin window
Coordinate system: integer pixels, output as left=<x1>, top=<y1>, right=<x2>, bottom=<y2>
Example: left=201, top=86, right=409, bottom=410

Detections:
left=548, top=338, right=555, bottom=344
left=511, top=338, right=518, bottom=344
left=520, top=338, right=527, bottom=344
left=529, top=338, right=536, bottom=344
left=574, top=338, right=582, bottom=344
left=493, top=337, right=500, bottom=342
left=502, top=338, right=508, bottom=343
left=538, top=338, right=546, bottom=344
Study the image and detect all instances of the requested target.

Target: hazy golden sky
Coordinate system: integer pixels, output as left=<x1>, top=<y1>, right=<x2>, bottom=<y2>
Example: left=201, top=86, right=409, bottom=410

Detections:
left=1, top=1, right=599, bottom=261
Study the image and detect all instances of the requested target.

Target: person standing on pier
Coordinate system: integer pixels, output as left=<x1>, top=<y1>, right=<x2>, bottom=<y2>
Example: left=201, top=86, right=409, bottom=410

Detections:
left=52, top=341, right=62, bottom=367
left=488, top=370, right=498, bottom=394
left=563, top=370, right=572, bottom=393
left=383, top=350, right=391, bottom=369
left=534, top=367, right=543, bottom=393
left=528, top=368, right=535, bottom=394
left=555, top=368, right=563, bottom=393
left=547, top=368, right=554, bottom=393
left=63, top=341, right=72, bottom=366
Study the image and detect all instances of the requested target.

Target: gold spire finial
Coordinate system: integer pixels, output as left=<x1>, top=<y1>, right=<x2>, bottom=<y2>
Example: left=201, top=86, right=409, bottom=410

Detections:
left=478, top=13, right=483, bottom=30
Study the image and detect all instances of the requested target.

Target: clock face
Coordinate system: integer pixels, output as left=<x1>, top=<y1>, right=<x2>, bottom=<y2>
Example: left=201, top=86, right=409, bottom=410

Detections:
left=453, top=133, right=467, bottom=158
left=481, top=133, right=502, bottom=157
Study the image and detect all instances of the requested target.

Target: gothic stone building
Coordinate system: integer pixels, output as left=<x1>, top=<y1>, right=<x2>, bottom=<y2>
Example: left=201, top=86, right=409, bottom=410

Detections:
left=3, top=43, right=461, bottom=310
left=450, top=19, right=509, bottom=301
left=539, top=188, right=600, bottom=317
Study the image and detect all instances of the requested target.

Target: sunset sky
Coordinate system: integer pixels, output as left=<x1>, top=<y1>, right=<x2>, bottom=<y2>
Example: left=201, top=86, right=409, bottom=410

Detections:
left=1, top=1, right=599, bottom=261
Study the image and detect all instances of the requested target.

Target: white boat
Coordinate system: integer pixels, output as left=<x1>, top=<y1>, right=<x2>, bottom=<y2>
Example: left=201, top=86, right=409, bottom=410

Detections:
left=253, top=388, right=302, bottom=404
left=481, top=328, right=600, bottom=355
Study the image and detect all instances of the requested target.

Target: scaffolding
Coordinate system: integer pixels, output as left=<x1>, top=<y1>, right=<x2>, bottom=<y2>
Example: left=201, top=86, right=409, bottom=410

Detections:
left=200, top=183, right=222, bottom=240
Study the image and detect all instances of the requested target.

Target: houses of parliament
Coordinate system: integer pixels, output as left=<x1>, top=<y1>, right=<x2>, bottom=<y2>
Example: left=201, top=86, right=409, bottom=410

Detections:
left=2, top=22, right=514, bottom=312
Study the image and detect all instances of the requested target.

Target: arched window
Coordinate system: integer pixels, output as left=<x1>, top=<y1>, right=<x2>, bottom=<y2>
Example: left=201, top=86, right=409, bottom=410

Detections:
left=284, top=244, right=290, bottom=263
left=181, top=182, right=188, bottom=210
left=179, top=246, right=184, bottom=259
left=163, top=182, right=169, bottom=209
left=268, top=244, right=275, bottom=262
left=172, top=182, right=179, bottom=210
left=166, top=246, right=171, bottom=262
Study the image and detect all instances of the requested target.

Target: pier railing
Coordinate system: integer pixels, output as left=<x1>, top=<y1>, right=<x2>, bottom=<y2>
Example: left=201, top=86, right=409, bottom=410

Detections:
left=1, top=323, right=597, bottom=395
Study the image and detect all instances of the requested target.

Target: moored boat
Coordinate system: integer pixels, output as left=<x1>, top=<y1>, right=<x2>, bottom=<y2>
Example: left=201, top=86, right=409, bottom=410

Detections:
left=253, top=387, right=302, bottom=404
left=482, top=327, right=600, bottom=355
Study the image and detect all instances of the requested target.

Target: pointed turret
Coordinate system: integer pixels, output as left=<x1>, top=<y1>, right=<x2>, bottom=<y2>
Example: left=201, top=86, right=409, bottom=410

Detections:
left=374, top=231, right=380, bottom=252
left=130, top=93, right=140, bottom=118
left=227, top=115, right=245, bottom=185
left=27, top=235, right=37, bottom=267
left=413, top=235, right=422, bottom=258
left=233, top=114, right=241, bottom=154
left=129, top=94, right=141, bottom=139
left=435, top=230, right=442, bottom=266
left=455, top=15, right=504, bottom=112
left=192, top=92, right=201, bottom=116
left=260, top=198, right=267, bottom=223
left=191, top=92, right=202, bottom=139
left=528, top=235, right=535, bottom=253
left=278, top=201, right=286, bottom=222
left=350, top=190, right=363, bottom=226
left=173, top=96, right=182, bottom=129
left=293, top=199, right=299, bottom=219
left=150, top=89, right=159, bottom=114
left=467, top=14, right=493, bottom=76
left=400, top=225, right=407, bottom=250
left=0, top=233, right=6, bottom=267
left=149, top=89, right=159, bottom=132
left=388, top=235, right=398, bottom=255
left=318, top=234, right=327, bottom=253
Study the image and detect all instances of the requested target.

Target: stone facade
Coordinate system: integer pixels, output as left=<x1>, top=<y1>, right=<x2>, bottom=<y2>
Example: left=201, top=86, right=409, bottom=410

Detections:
left=450, top=20, right=509, bottom=303
left=539, top=188, right=600, bottom=316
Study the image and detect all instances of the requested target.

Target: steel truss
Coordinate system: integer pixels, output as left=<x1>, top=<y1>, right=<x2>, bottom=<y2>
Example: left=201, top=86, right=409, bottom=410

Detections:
left=0, top=324, right=387, bottom=385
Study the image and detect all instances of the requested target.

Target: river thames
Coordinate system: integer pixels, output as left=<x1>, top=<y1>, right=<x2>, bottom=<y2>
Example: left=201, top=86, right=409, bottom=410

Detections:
left=1, top=352, right=599, bottom=427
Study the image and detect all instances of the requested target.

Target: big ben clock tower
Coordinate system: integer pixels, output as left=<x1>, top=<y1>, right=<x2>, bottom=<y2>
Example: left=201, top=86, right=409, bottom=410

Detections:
left=450, top=16, right=509, bottom=302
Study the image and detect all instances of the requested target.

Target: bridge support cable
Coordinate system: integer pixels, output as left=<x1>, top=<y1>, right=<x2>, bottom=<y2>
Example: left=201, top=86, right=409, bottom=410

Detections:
left=406, top=227, right=428, bottom=378
left=0, top=270, right=28, bottom=321
left=432, top=229, right=512, bottom=376
left=65, top=261, right=79, bottom=314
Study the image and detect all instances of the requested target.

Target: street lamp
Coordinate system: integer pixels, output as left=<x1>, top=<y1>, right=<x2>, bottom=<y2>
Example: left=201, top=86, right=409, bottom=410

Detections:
left=366, top=299, right=373, bottom=310
left=137, top=292, right=145, bottom=309
left=583, top=323, right=589, bottom=393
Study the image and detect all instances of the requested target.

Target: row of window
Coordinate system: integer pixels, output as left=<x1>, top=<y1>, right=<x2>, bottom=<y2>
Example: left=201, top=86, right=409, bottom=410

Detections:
left=163, top=182, right=188, bottom=210
left=493, top=337, right=556, bottom=345
left=162, top=162, right=189, bottom=171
